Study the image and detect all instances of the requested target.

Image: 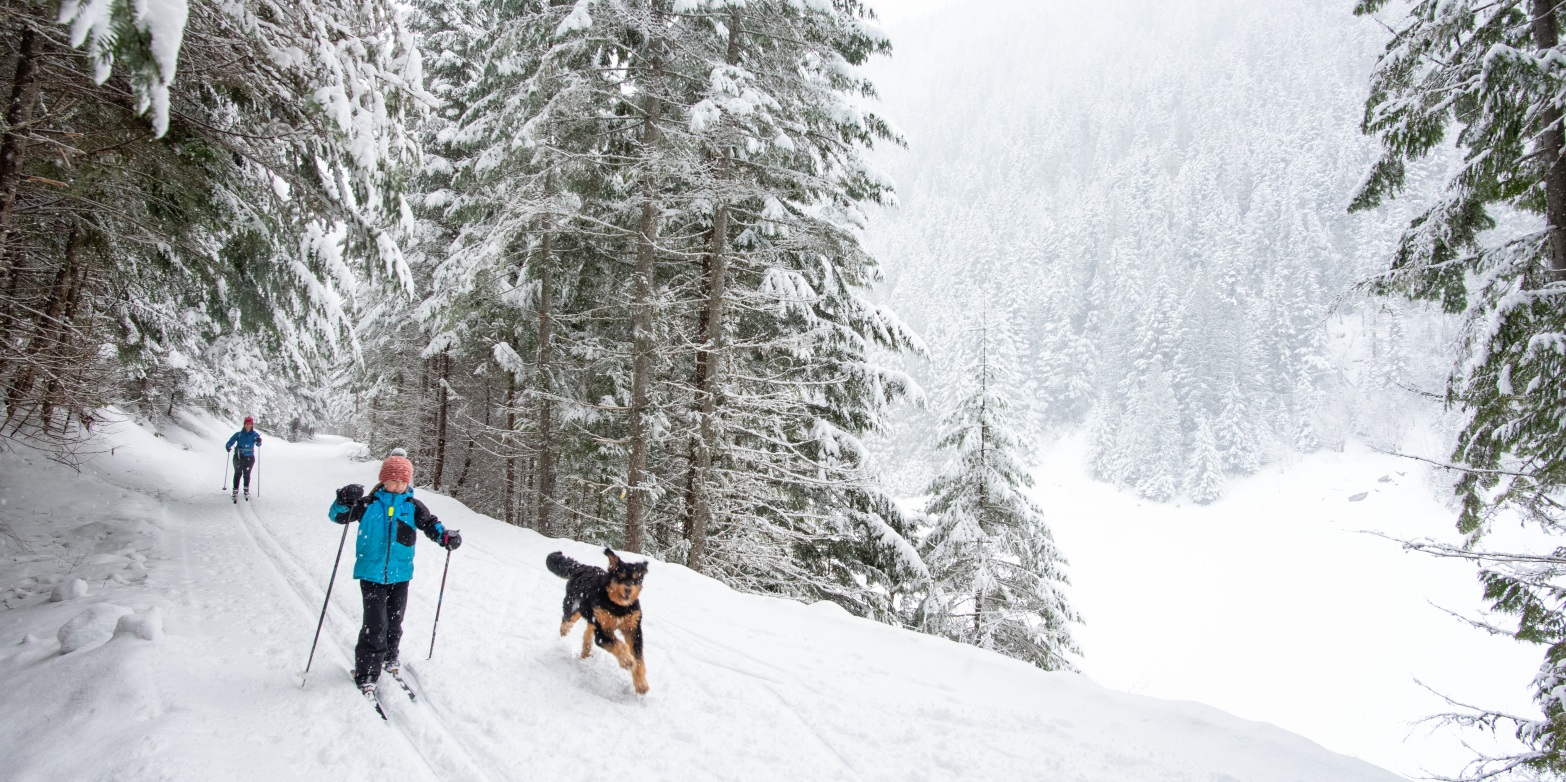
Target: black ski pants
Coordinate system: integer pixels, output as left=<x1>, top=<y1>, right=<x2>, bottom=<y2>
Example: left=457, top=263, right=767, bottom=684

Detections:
left=354, top=579, right=409, bottom=686
left=231, top=453, right=255, bottom=489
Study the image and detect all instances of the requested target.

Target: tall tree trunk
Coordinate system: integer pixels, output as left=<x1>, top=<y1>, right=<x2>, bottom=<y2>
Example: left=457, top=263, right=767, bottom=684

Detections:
left=0, top=25, right=43, bottom=372
left=687, top=11, right=742, bottom=572
left=432, top=352, right=450, bottom=489
left=1534, top=0, right=1566, bottom=279
left=454, top=433, right=474, bottom=493
left=6, top=224, right=78, bottom=421
left=595, top=468, right=606, bottom=535
left=505, top=371, right=517, bottom=526
left=682, top=434, right=698, bottom=539
left=525, top=456, right=536, bottom=530
left=0, top=25, right=41, bottom=273
left=39, top=258, right=89, bottom=431
left=625, top=4, right=666, bottom=553
left=419, top=361, right=432, bottom=460
left=535, top=173, right=558, bottom=536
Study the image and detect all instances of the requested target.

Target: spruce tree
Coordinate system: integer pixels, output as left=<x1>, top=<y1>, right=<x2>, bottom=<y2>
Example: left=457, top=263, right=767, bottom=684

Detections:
left=919, top=315, right=1080, bottom=671
left=1184, top=416, right=1224, bottom=505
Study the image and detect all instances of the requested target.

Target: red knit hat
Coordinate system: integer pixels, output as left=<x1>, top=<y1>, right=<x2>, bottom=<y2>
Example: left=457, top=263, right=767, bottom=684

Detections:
left=380, top=453, right=413, bottom=485
left=243, top=417, right=254, bottom=425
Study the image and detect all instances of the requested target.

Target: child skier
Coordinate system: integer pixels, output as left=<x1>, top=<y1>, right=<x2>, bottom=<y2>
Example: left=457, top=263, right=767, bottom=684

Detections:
left=225, top=417, right=262, bottom=502
left=328, top=449, right=462, bottom=697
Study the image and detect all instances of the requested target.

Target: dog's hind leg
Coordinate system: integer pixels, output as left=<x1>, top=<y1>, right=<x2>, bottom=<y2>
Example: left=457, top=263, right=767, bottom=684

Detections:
left=580, top=624, right=595, bottom=659
left=560, top=611, right=580, bottom=638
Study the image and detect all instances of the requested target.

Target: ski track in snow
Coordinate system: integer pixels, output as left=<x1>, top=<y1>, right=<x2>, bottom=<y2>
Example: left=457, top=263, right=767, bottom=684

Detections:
left=0, top=410, right=1409, bottom=781
left=231, top=494, right=496, bottom=782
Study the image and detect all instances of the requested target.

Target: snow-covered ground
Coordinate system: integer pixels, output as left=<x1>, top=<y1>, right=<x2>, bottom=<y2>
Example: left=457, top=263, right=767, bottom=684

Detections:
left=0, top=412, right=1406, bottom=781
left=1034, top=432, right=1542, bottom=779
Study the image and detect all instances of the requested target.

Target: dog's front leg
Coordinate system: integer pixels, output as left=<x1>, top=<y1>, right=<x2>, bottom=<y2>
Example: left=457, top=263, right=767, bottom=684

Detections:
left=560, top=611, right=580, bottom=638
left=630, top=623, right=649, bottom=695
left=595, top=632, right=635, bottom=670
left=580, top=624, right=594, bottom=658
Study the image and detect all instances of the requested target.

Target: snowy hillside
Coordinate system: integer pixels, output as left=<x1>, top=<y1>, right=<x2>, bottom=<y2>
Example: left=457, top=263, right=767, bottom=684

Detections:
left=0, top=416, right=1404, bottom=782
left=862, top=0, right=1467, bottom=497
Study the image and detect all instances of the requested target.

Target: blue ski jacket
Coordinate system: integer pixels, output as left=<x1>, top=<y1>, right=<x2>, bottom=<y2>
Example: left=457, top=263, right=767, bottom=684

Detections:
left=327, top=486, right=447, bottom=584
left=226, top=430, right=263, bottom=455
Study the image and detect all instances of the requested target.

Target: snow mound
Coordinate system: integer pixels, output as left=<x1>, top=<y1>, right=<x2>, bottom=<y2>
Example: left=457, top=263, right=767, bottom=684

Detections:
left=58, top=603, right=133, bottom=653
left=114, top=607, right=164, bottom=642
left=49, top=578, right=88, bottom=602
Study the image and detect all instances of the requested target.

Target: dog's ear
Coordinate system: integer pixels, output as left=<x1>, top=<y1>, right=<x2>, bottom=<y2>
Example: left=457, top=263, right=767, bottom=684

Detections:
left=604, top=547, right=621, bottom=569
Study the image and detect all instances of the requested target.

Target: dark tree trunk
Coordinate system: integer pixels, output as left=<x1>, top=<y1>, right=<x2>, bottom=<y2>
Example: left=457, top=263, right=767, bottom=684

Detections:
left=535, top=174, right=557, bottom=536
left=625, top=5, right=666, bottom=554
left=454, top=433, right=473, bottom=493
left=525, top=456, right=536, bottom=530
left=1534, top=0, right=1566, bottom=279
left=6, top=224, right=79, bottom=421
left=0, top=25, right=42, bottom=370
left=505, top=372, right=517, bottom=526
left=687, top=11, right=741, bottom=572
left=432, top=353, right=450, bottom=489
left=39, top=258, right=89, bottom=431
left=0, top=24, right=41, bottom=275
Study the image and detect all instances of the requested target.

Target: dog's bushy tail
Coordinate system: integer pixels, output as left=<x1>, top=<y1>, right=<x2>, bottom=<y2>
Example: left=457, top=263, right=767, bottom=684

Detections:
left=546, top=551, right=588, bottom=579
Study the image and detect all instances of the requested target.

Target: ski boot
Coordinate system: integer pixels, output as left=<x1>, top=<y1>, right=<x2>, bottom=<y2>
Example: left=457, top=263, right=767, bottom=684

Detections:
left=383, top=657, right=399, bottom=676
left=359, top=679, right=387, bottom=719
left=231, top=488, right=238, bottom=504
left=244, top=488, right=250, bottom=502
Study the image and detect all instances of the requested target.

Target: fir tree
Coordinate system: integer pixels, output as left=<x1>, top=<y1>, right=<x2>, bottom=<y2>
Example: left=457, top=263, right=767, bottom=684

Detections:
left=919, top=315, right=1080, bottom=671
left=1184, top=415, right=1224, bottom=505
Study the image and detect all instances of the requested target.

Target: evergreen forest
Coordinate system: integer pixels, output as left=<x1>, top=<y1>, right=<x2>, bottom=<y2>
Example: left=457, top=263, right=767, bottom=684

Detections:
left=9, top=0, right=1566, bottom=774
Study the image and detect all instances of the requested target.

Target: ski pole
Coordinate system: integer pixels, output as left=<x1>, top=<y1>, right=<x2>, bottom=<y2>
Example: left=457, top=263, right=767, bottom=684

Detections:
left=255, top=448, right=261, bottom=498
left=428, top=547, right=452, bottom=660
left=304, top=521, right=351, bottom=684
left=222, top=450, right=229, bottom=491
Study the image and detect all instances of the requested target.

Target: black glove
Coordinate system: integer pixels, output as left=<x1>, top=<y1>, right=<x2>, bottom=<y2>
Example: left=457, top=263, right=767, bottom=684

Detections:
left=335, top=484, right=364, bottom=507
left=440, top=530, right=462, bottom=551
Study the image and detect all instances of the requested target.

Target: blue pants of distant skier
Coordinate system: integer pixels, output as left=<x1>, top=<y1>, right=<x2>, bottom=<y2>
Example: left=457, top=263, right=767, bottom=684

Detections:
left=232, top=453, right=254, bottom=489
left=356, top=579, right=408, bottom=686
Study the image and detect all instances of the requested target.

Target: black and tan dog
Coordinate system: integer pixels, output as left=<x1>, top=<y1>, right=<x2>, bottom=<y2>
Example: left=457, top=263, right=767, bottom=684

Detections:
left=546, top=548, right=649, bottom=694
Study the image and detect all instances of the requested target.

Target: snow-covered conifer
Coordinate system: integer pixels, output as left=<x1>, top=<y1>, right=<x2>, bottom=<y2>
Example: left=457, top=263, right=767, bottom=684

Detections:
left=920, top=314, right=1080, bottom=670
left=1184, top=416, right=1224, bottom=505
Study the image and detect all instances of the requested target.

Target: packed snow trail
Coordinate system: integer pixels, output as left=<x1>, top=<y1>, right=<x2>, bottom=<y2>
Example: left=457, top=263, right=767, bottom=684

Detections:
left=0, top=411, right=1405, bottom=781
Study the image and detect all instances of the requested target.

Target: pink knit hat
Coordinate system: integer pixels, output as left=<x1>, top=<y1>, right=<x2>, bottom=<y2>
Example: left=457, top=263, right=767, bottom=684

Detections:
left=379, top=452, right=413, bottom=485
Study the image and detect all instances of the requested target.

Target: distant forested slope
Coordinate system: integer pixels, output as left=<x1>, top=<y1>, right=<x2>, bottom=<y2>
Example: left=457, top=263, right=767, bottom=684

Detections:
left=865, top=0, right=1478, bottom=499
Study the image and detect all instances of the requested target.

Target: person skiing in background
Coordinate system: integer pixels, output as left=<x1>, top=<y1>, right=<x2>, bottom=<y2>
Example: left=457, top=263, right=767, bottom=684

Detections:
left=225, top=417, right=262, bottom=503
left=328, top=448, right=462, bottom=699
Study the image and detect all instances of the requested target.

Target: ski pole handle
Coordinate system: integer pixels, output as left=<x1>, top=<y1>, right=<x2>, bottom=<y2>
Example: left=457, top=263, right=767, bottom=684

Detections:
left=304, top=521, right=351, bottom=681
